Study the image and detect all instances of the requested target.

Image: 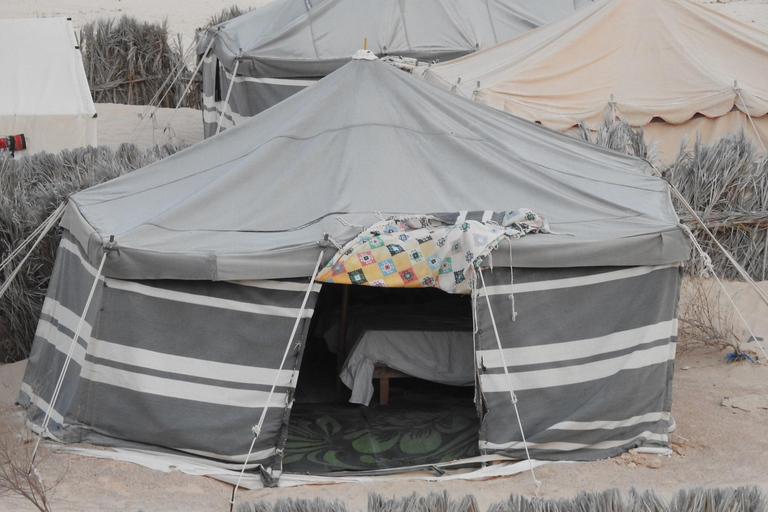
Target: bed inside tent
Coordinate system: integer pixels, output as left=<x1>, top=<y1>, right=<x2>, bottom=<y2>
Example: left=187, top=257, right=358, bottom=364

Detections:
left=287, top=282, right=479, bottom=474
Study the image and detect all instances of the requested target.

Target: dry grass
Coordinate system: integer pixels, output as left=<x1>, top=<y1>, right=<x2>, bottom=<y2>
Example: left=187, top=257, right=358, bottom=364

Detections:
left=205, top=6, right=253, bottom=29
left=237, top=488, right=766, bottom=512
left=575, top=115, right=656, bottom=162
left=0, top=421, right=64, bottom=512
left=667, top=131, right=768, bottom=281
left=579, top=121, right=768, bottom=283
left=0, top=142, right=189, bottom=363
left=677, top=276, right=740, bottom=355
left=80, top=16, right=200, bottom=109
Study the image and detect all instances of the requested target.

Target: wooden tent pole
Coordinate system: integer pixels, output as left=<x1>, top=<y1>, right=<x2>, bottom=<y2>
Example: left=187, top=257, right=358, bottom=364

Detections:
left=336, top=285, right=350, bottom=397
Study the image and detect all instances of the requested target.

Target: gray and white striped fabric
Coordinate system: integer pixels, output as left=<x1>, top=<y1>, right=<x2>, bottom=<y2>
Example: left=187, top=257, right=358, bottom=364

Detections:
left=201, top=54, right=318, bottom=137
left=19, top=231, right=319, bottom=483
left=474, top=264, right=681, bottom=460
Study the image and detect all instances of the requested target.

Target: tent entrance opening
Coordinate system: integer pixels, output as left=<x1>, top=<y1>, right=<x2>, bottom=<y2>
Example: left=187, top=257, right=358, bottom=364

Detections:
left=286, top=283, right=479, bottom=473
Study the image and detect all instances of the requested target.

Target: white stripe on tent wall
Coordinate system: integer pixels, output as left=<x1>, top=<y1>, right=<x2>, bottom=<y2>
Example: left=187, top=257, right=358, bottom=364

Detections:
left=37, top=294, right=94, bottom=361
left=229, top=279, right=322, bottom=293
left=180, top=446, right=277, bottom=464
left=202, top=54, right=319, bottom=87
left=109, top=446, right=276, bottom=471
left=216, top=61, right=318, bottom=87
left=103, top=279, right=315, bottom=319
left=548, top=411, right=671, bottom=431
left=479, top=343, right=674, bottom=392
left=477, top=319, right=677, bottom=368
left=37, top=318, right=88, bottom=368
left=61, top=237, right=312, bottom=317
left=230, top=75, right=318, bottom=87
left=480, top=431, right=668, bottom=453
left=60, top=237, right=101, bottom=280
left=87, top=337, right=296, bottom=388
left=202, top=94, right=249, bottom=126
left=20, top=382, right=66, bottom=426
left=478, top=263, right=680, bottom=297
left=42, top=322, right=295, bottom=407
left=84, top=365, right=289, bottom=409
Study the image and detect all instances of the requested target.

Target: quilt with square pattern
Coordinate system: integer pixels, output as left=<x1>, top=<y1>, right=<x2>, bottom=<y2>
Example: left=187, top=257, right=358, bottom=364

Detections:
left=316, top=209, right=548, bottom=294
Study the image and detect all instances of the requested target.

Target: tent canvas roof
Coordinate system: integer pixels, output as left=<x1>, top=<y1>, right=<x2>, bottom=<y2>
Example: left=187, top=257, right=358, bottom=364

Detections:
left=0, top=18, right=97, bottom=153
left=65, top=58, right=687, bottom=281
left=417, top=0, right=768, bottom=130
left=198, top=0, right=593, bottom=77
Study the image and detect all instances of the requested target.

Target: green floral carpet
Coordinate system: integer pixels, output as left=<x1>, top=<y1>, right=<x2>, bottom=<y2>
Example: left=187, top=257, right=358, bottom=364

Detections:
left=283, top=389, right=480, bottom=474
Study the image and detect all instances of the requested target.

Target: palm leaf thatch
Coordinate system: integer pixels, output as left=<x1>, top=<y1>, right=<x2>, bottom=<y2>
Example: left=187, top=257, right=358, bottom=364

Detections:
left=575, top=115, right=655, bottom=162
left=237, top=497, right=352, bottom=512
left=0, top=142, right=188, bottom=362
left=80, top=16, right=199, bottom=108
left=236, top=488, right=766, bottom=512
left=368, top=491, right=480, bottom=512
left=490, top=487, right=765, bottom=512
left=205, top=6, right=253, bottom=29
left=579, top=120, right=768, bottom=282
left=667, top=130, right=768, bottom=281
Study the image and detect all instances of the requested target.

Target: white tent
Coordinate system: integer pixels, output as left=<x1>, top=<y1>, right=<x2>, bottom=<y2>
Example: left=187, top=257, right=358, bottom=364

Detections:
left=0, top=18, right=97, bottom=155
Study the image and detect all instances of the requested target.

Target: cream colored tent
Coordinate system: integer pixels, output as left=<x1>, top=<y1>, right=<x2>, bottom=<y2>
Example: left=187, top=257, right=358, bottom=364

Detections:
left=417, top=0, right=768, bottom=162
left=0, top=18, right=97, bottom=155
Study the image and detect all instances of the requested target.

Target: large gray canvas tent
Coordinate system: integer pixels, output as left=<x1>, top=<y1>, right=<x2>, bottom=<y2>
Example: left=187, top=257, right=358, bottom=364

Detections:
left=20, top=57, right=688, bottom=485
left=197, top=0, right=593, bottom=137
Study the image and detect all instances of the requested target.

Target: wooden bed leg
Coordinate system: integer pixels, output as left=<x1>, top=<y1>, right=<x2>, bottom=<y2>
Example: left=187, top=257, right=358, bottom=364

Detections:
left=379, top=376, right=389, bottom=405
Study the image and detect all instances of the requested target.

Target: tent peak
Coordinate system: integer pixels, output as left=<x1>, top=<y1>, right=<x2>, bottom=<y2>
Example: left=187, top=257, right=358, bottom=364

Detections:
left=351, top=49, right=377, bottom=61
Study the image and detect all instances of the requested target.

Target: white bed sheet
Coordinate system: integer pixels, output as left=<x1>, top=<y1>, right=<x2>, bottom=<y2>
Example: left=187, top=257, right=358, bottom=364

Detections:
left=340, top=329, right=475, bottom=405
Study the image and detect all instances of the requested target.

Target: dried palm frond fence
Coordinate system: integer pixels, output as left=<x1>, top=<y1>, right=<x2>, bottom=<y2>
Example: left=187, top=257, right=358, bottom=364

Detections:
left=80, top=16, right=200, bottom=109
left=578, top=122, right=768, bottom=282
left=205, top=6, right=253, bottom=28
left=0, top=142, right=188, bottom=363
left=667, top=131, right=768, bottom=281
left=236, top=487, right=766, bottom=512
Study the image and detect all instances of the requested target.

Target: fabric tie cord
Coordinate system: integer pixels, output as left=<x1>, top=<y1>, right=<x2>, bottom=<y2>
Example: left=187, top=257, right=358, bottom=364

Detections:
left=316, top=209, right=549, bottom=295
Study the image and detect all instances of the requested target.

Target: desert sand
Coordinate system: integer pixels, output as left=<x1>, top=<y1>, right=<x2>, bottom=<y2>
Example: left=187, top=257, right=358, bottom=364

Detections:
left=2, top=1, right=768, bottom=511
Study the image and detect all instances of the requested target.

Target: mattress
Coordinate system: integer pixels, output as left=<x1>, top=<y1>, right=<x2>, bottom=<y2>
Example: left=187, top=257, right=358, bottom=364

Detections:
left=340, top=329, right=475, bottom=405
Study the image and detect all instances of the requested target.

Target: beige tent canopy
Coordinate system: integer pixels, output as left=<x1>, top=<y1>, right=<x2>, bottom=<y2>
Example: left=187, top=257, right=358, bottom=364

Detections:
left=416, top=0, right=768, bottom=162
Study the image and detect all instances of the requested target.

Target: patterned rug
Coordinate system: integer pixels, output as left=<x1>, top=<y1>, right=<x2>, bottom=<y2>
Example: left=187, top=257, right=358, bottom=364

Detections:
left=283, top=388, right=480, bottom=474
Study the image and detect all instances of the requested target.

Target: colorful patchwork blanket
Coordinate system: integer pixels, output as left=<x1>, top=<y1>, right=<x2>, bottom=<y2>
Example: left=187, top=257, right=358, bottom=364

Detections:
left=316, top=209, right=549, bottom=294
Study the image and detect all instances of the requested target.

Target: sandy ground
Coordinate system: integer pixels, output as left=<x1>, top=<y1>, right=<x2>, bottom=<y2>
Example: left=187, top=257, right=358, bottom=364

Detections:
left=96, top=103, right=204, bottom=149
left=3, top=0, right=274, bottom=47
left=4, top=0, right=767, bottom=43
left=2, top=0, right=768, bottom=510
left=696, top=0, right=768, bottom=30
